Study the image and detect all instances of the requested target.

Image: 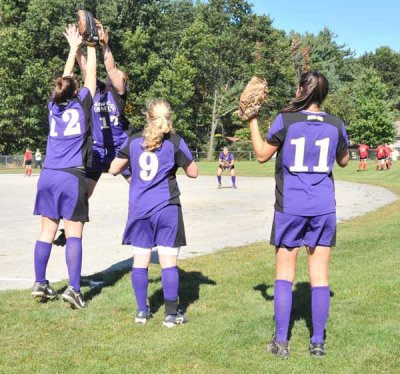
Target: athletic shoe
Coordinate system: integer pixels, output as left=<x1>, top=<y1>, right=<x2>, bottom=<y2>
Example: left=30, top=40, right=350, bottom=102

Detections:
left=232, top=185, right=237, bottom=189
left=218, top=184, right=222, bottom=189
left=135, top=307, right=152, bottom=324
left=265, top=335, right=289, bottom=359
left=162, top=310, right=188, bottom=328
left=62, top=286, right=86, bottom=309
left=309, top=341, right=326, bottom=357
left=31, top=281, right=58, bottom=300
left=53, top=229, right=66, bottom=247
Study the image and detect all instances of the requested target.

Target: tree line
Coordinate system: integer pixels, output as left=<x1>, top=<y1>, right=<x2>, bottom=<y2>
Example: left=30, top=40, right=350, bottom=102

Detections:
left=0, top=0, right=398, bottom=155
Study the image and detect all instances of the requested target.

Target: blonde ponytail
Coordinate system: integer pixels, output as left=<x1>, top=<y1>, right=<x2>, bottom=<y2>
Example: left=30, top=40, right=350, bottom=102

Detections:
left=142, top=99, right=174, bottom=151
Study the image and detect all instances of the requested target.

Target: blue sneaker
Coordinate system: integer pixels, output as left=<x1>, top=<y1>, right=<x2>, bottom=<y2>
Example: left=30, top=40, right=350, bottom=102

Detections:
left=135, top=307, right=152, bottom=324
left=162, top=310, right=188, bottom=328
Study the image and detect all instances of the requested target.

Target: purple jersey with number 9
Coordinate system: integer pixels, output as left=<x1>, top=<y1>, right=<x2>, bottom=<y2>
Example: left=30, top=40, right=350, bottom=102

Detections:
left=44, top=87, right=93, bottom=169
left=267, top=111, right=349, bottom=216
left=117, top=132, right=193, bottom=219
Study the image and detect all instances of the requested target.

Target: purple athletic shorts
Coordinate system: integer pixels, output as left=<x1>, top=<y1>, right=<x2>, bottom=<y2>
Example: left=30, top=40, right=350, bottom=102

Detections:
left=270, top=211, right=336, bottom=248
left=33, top=168, right=89, bottom=222
left=122, top=204, right=186, bottom=248
left=86, top=143, right=131, bottom=181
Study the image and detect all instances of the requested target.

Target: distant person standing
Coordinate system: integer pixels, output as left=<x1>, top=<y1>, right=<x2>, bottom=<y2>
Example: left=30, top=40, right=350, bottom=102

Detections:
left=23, top=148, right=33, bottom=176
left=384, top=144, right=392, bottom=171
left=375, top=144, right=386, bottom=171
left=357, top=141, right=369, bottom=171
left=35, top=149, right=43, bottom=170
left=216, top=147, right=237, bottom=189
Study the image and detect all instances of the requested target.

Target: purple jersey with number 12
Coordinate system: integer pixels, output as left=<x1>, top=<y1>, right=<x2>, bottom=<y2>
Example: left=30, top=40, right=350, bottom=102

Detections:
left=44, top=87, right=93, bottom=169
left=118, top=132, right=193, bottom=219
left=267, top=111, right=349, bottom=216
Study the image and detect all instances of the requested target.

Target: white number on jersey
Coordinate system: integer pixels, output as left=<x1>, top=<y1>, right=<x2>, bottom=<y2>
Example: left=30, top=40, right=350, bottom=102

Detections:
left=290, top=137, right=330, bottom=173
left=49, top=109, right=81, bottom=137
left=139, top=152, right=159, bottom=181
left=100, top=115, right=119, bottom=130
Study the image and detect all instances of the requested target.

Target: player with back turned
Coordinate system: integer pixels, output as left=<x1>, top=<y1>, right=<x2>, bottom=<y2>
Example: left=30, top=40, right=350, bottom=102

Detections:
left=241, top=71, right=349, bottom=358
left=110, top=99, right=198, bottom=327
left=31, top=22, right=97, bottom=309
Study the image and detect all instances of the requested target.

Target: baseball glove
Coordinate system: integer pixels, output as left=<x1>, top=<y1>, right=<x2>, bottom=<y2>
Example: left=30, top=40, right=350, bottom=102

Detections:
left=76, top=10, right=99, bottom=47
left=237, top=76, right=269, bottom=121
left=95, top=18, right=109, bottom=46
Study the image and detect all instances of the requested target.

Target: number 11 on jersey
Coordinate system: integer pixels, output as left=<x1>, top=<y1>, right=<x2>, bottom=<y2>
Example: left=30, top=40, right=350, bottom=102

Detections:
left=290, top=137, right=330, bottom=173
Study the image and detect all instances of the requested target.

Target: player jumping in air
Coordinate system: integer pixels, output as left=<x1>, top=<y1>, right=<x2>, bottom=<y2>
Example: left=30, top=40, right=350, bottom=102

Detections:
left=248, top=71, right=349, bottom=358
left=110, top=99, right=198, bottom=327
left=32, top=25, right=96, bottom=309
left=54, top=20, right=132, bottom=246
left=217, top=146, right=237, bottom=188
left=357, top=141, right=369, bottom=171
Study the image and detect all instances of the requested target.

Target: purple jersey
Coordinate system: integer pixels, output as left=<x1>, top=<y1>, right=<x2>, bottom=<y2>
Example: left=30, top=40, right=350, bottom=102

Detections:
left=219, top=152, right=234, bottom=163
left=92, top=83, right=129, bottom=148
left=118, top=132, right=193, bottom=219
left=267, top=111, right=349, bottom=216
left=44, top=87, right=93, bottom=169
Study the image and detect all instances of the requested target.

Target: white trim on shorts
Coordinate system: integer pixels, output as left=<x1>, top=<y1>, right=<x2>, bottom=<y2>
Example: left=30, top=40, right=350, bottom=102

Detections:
left=132, top=246, right=152, bottom=255
left=157, top=246, right=180, bottom=256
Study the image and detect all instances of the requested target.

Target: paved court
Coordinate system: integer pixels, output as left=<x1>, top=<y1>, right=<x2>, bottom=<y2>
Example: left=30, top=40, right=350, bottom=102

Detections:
left=0, top=173, right=397, bottom=290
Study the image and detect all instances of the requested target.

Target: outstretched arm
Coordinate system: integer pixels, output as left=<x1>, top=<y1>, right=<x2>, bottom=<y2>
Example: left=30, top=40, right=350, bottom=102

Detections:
left=76, top=48, right=87, bottom=79
left=100, top=26, right=126, bottom=95
left=62, top=24, right=82, bottom=77
left=249, top=117, right=278, bottom=163
left=84, top=45, right=97, bottom=98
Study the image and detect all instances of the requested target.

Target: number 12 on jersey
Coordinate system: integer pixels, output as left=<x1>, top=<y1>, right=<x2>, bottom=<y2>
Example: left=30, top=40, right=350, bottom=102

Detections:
left=290, top=137, right=330, bottom=173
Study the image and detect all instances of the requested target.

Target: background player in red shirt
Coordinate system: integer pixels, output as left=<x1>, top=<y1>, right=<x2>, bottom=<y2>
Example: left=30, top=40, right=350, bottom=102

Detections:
left=357, top=141, right=369, bottom=171
left=384, top=144, right=392, bottom=170
left=375, top=144, right=386, bottom=171
left=23, top=147, right=33, bottom=176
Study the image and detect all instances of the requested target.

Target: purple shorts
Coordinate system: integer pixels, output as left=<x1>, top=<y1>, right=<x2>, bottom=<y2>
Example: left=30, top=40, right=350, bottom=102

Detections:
left=34, top=168, right=89, bottom=222
left=86, top=144, right=131, bottom=181
left=122, top=204, right=186, bottom=248
left=270, top=211, right=336, bottom=248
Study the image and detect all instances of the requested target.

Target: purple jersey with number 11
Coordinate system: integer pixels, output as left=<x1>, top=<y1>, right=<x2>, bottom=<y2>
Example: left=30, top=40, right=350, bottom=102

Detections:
left=117, top=132, right=193, bottom=219
left=44, top=87, right=93, bottom=169
left=267, top=111, right=349, bottom=216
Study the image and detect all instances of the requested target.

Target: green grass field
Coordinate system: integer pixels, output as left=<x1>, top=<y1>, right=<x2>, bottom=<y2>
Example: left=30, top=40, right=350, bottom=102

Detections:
left=1, top=161, right=399, bottom=373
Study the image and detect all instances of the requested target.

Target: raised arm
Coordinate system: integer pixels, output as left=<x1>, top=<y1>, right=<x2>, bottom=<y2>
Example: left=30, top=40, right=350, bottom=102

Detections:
left=249, top=117, right=278, bottom=163
left=76, top=48, right=87, bottom=79
left=62, top=24, right=82, bottom=77
left=100, top=26, right=126, bottom=95
left=84, top=45, right=96, bottom=98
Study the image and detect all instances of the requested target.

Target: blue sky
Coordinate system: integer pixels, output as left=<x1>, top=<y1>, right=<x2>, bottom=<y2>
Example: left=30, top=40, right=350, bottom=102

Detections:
left=250, top=0, right=399, bottom=56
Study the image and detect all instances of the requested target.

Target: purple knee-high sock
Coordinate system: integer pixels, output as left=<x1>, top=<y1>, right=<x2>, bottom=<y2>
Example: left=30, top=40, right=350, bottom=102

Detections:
left=311, top=286, right=330, bottom=343
left=162, top=266, right=179, bottom=314
left=274, top=279, right=293, bottom=342
left=131, top=267, right=149, bottom=312
left=34, top=240, right=52, bottom=283
left=65, top=237, right=82, bottom=292
left=231, top=175, right=236, bottom=186
left=217, top=175, right=222, bottom=184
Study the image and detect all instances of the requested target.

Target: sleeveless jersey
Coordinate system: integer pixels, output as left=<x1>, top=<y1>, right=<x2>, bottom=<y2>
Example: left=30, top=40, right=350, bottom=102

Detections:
left=44, top=87, right=92, bottom=169
left=92, top=82, right=129, bottom=148
left=118, top=132, right=193, bottom=219
left=267, top=111, right=349, bottom=216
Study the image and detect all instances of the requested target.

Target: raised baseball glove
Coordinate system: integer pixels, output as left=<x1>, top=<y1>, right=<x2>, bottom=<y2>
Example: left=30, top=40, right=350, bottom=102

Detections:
left=95, top=18, right=109, bottom=46
left=76, top=10, right=99, bottom=47
left=237, top=76, right=269, bottom=121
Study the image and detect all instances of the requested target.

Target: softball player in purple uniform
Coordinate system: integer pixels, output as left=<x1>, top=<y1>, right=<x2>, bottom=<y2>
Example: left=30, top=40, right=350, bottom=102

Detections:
left=217, top=147, right=237, bottom=188
left=249, top=72, right=349, bottom=358
left=31, top=25, right=96, bottom=309
left=110, top=99, right=198, bottom=327
left=76, top=24, right=131, bottom=197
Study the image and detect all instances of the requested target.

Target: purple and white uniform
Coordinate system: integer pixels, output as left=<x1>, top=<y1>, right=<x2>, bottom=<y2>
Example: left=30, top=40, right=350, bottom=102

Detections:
left=118, top=132, right=193, bottom=249
left=34, top=87, right=92, bottom=222
left=219, top=152, right=234, bottom=170
left=86, top=81, right=131, bottom=180
left=267, top=111, right=349, bottom=247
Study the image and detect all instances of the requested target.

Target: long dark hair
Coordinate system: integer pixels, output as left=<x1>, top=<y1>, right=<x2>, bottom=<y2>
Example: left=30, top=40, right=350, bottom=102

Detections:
left=53, top=76, right=78, bottom=104
left=282, top=71, right=329, bottom=113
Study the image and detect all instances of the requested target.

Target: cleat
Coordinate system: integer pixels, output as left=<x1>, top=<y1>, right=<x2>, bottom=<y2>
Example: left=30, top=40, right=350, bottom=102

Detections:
left=265, top=335, right=289, bottom=359
left=218, top=184, right=222, bottom=189
left=232, top=185, right=237, bottom=189
left=53, top=229, right=66, bottom=247
left=32, top=281, right=58, bottom=300
left=162, top=310, right=188, bottom=328
left=309, top=341, right=326, bottom=357
left=135, top=307, right=152, bottom=324
left=62, top=286, right=86, bottom=309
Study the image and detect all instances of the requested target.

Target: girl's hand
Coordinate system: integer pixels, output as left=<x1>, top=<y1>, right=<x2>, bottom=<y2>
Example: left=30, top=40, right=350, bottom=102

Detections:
left=63, top=24, right=82, bottom=51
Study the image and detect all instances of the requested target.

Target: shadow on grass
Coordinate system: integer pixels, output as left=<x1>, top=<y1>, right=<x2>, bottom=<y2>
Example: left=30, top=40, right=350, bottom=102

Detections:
left=148, top=268, right=217, bottom=314
left=254, top=282, right=335, bottom=340
left=81, top=257, right=133, bottom=302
